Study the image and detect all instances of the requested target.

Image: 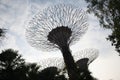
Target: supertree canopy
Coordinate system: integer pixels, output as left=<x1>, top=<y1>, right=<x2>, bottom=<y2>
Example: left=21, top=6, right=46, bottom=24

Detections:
left=38, top=57, right=64, bottom=70
left=26, top=4, right=88, bottom=80
left=74, top=48, right=99, bottom=73
left=74, top=48, right=99, bottom=65
left=26, top=4, right=88, bottom=51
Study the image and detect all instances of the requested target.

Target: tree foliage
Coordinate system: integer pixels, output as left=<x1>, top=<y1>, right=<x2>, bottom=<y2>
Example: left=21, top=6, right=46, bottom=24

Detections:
left=0, top=49, right=25, bottom=80
left=0, top=49, right=67, bottom=80
left=0, top=49, right=40, bottom=80
left=0, top=28, right=6, bottom=44
left=0, top=28, right=5, bottom=37
left=38, top=67, right=67, bottom=80
left=0, top=49, right=98, bottom=80
left=0, top=19, right=7, bottom=46
left=0, top=49, right=25, bottom=71
left=85, top=0, right=120, bottom=55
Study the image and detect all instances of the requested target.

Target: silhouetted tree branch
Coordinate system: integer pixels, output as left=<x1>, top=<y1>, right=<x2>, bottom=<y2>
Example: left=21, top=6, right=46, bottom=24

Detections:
left=0, top=28, right=6, bottom=45
left=85, top=0, right=120, bottom=55
left=0, top=49, right=40, bottom=80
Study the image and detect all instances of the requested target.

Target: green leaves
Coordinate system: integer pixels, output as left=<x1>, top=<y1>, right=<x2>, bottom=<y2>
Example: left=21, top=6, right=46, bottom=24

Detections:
left=86, top=0, right=120, bottom=55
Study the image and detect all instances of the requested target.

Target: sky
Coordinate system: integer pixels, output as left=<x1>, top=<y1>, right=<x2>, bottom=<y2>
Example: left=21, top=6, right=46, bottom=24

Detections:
left=0, top=0, right=120, bottom=80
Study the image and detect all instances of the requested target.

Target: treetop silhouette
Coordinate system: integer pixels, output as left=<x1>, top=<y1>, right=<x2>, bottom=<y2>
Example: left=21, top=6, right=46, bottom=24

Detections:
left=85, top=0, right=120, bottom=55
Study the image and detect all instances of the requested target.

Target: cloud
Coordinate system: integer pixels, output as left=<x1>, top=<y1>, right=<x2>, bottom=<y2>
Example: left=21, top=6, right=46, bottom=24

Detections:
left=0, top=33, right=20, bottom=52
left=69, top=13, right=120, bottom=80
left=0, top=0, right=30, bottom=54
left=90, top=51, right=120, bottom=80
left=70, top=13, right=112, bottom=54
left=0, top=0, right=29, bottom=24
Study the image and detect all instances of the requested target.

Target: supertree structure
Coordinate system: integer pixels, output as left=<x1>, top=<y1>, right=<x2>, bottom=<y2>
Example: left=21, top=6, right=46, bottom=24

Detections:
left=38, top=48, right=99, bottom=80
left=74, top=49, right=99, bottom=80
left=38, top=57, right=64, bottom=71
left=26, top=4, right=88, bottom=80
left=74, top=48, right=99, bottom=65
left=38, top=49, right=98, bottom=70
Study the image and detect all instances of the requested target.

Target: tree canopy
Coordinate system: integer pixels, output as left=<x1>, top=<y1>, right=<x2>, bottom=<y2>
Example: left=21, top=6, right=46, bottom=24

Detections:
left=0, top=49, right=25, bottom=80
left=0, top=49, right=97, bottom=80
left=0, top=28, right=6, bottom=45
left=0, top=49, right=40, bottom=80
left=85, top=0, right=120, bottom=55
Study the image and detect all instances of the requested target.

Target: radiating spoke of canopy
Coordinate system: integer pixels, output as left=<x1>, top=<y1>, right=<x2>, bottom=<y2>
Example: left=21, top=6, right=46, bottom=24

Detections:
left=26, top=4, right=88, bottom=51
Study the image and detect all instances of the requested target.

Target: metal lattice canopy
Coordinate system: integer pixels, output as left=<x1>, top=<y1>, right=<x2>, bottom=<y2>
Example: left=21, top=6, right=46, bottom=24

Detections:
left=74, top=48, right=99, bottom=64
left=26, top=4, right=88, bottom=51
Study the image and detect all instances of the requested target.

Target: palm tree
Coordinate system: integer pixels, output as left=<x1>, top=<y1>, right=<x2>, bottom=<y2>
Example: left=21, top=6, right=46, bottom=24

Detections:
left=26, top=4, right=88, bottom=80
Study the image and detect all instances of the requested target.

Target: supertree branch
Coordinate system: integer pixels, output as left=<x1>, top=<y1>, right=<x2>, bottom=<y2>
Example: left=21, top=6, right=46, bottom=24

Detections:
left=26, top=4, right=88, bottom=80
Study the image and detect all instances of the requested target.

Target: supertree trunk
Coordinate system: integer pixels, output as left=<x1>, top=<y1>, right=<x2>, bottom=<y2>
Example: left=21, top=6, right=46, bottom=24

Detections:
left=47, top=26, right=80, bottom=80
left=60, top=45, right=80, bottom=80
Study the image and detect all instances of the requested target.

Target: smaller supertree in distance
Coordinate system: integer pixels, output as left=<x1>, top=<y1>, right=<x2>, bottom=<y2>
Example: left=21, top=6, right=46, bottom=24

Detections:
left=38, top=57, right=64, bottom=71
left=74, top=48, right=99, bottom=80
left=26, top=4, right=88, bottom=80
left=74, top=48, right=99, bottom=66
